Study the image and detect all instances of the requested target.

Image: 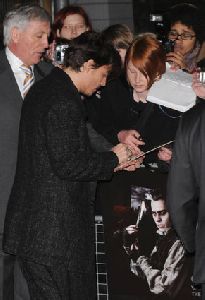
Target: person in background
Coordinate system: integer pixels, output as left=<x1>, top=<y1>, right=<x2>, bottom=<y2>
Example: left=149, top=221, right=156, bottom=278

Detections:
left=165, top=3, right=205, bottom=73
left=101, top=23, right=133, bottom=65
left=3, top=32, right=142, bottom=300
left=85, top=23, right=133, bottom=133
left=46, top=5, right=92, bottom=63
left=0, top=5, right=52, bottom=300
left=52, top=5, right=92, bottom=41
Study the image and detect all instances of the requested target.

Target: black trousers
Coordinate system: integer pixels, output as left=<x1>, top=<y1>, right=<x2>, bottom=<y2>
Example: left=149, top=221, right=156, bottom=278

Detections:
left=18, top=258, right=96, bottom=300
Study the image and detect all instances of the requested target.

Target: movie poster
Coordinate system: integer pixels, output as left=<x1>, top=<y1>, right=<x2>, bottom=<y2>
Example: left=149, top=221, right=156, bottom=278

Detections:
left=98, top=174, right=201, bottom=300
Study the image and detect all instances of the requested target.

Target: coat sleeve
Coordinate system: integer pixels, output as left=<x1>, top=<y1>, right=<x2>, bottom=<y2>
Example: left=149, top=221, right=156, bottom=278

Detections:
left=167, top=117, right=199, bottom=253
left=43, top=99, right=118, bottom=181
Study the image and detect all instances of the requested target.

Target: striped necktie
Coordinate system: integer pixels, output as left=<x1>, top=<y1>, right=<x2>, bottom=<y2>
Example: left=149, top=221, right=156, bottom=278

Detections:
left=20, top=64, right=34, bottom=98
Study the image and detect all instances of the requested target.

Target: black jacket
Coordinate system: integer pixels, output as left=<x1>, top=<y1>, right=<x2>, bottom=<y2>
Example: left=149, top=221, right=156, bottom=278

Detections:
left=167, top=101, right=205, bottom=284
left=3, top=68, right=118, bottom=274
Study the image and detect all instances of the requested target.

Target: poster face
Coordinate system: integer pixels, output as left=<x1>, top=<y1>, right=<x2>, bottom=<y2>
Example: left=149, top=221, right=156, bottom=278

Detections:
left=105, top=185, right=201, bottom=300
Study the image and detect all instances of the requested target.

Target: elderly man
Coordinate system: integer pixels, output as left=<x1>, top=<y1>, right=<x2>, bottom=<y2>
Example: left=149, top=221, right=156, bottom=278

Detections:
left=0, top=5, right=52, bottom=300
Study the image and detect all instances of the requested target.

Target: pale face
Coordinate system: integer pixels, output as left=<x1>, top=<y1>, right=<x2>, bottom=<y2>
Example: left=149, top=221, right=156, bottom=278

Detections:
left=169, top=22, right=196, bottom=55
left=58, top=14, right=88, bottom=40
left=9, top=20, right=50, bottom=66
left=127, top=61, right=149, bottom=93
left=81, top=64, right=110, bottom=96
left=151, top=200, right=171, bottom=233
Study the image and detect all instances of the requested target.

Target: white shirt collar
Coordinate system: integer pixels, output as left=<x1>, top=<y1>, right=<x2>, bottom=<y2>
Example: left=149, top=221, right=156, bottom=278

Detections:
left=6, top=47, right=34, bottom=72
left=5, top=47, right=34, bottom=98
left=6, top=47, right=24, bottom=73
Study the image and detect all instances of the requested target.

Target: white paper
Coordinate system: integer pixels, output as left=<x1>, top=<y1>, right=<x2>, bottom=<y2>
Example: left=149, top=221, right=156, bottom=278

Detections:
left=147, top=63, right=196, bottom=112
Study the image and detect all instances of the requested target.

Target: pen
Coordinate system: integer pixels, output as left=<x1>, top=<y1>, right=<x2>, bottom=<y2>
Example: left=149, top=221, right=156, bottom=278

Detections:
left=129, top=140, right=175, bottom=161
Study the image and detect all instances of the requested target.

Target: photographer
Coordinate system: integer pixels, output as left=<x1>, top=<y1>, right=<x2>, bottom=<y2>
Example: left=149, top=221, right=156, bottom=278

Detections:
left=45, top=5, right=92, bottom=64
left=165, top=3, right=205, bottom=73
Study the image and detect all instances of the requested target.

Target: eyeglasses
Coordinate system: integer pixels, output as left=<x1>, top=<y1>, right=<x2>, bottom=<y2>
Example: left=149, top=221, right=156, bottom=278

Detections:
left=168, top=30, right=196, bottom=41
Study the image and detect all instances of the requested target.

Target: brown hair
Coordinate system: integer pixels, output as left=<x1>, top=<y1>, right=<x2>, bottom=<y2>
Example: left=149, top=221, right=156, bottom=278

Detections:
left=101, top=24, right=133, bottom=50
left=52, top=5, right=92, bottom=40
left=126, top=33, right=166, bottom=89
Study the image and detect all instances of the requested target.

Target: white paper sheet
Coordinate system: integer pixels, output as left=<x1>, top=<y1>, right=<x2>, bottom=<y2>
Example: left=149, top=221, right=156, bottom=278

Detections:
left=147, top=63, right=196, bottom=112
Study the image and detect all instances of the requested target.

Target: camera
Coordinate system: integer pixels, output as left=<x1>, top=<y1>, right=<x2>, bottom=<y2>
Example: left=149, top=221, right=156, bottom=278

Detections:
left=162, top=39, right=175, bottom=53
left=149, top=13, right=165, bottom=42
left=54, top=43, right=69, bottom=65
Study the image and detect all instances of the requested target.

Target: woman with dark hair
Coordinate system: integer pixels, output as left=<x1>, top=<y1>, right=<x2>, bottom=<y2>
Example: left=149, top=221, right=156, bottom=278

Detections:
left=52, top=5, right=92, bottom=41
left=45, top=5, right=92, bottom=63
left=165, top=3, right=205, bottom=73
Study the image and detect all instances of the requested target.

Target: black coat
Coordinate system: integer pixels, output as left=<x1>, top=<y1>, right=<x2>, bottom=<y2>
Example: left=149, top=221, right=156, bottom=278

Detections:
left=167, top=101, right=205, bottom=284
left=3, top=68, right=118, bottom=276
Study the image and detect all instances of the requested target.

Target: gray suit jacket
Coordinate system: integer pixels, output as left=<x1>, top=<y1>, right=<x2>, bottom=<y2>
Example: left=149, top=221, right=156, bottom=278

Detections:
left=0, top=49, right=53, bottom=233
left=167, top=101, right=205, bottom=284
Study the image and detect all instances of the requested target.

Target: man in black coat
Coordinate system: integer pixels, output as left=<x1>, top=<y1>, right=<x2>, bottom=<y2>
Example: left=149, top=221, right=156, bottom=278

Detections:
left=167, top=83, right=205, bottom=300
left=0, top=5, right=53, bottom=300
left=3, top=32, right=138, bottom=300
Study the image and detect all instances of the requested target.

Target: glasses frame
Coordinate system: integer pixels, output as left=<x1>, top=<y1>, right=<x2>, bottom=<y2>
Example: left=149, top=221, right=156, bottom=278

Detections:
left=168, top=30, right=196, bottom=41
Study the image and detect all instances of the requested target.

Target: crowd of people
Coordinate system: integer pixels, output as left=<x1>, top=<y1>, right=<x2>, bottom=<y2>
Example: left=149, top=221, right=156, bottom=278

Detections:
left=0, top=2, right=205, bottom=300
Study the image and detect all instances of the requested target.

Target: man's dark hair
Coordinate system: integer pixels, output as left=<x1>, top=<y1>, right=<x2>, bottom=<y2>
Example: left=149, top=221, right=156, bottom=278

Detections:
left=150, top=189, right=166, bottom=202
left=63, top=31, right=116, bottom=71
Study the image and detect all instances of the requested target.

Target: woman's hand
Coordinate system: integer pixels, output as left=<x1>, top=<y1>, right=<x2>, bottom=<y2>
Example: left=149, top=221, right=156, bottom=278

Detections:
left=166, top=51, right=186, bottom=71
left=158, top=147, right=172, bottom=163
left=192, top=71, right=205, bottom=99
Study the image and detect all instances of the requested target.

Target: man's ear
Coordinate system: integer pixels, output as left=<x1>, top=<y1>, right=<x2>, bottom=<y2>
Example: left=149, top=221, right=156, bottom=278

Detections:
left=10, top=27, right=21, bottom=43
left=80, top=59, right=95, bottom=72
